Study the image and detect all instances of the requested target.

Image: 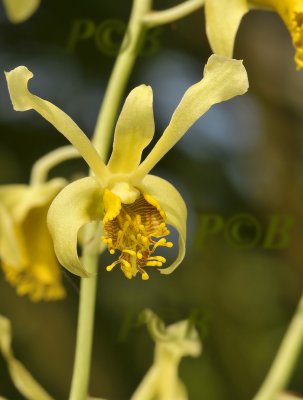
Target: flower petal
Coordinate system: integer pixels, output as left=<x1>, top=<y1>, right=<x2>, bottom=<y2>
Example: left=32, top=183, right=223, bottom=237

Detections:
left=0, top=315, right=54, bottom=400
left=3, top=202, right=65, bottom=302
left=88, top=398, right=108, bottom=400
left=132, top=54, right=249, bottom=181
left=0, top=185, right=27, bottom=267
left=0, top=180, right=66, bottom=301
left=0, top=202, right=25, bottom=268
left=107, top=85, right=155, bottom=174
left=255, top=0, right=303, bottom=69
left=0, top=185, right=27, bottom=207
left=138, top=174, right=186, bottom=274
left=205, top=0, right=248, bottom=57
left=2, top=0, right=40, bottom=23
left=12, top=178, right=66, bottom=222
left=47, top=177, right=103, bottom=277
left=5, top=66, right=108, bottom=181
left=131, top=310, right=201, bottom=400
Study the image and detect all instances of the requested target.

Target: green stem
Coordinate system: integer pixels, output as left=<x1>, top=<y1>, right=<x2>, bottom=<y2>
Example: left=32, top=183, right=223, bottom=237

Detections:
left=142, top=0, right=205, bottom=28
left=92, top=0, right=153, bottom=160
left=68, top=223, right=100, bottom=400
left=30, top=145, right=80, bottom=186
left=68, top=1, right=154, bottom=399
left=252, top=293, right=303, bottom=400
left=68, top=0, right=203, bottom=396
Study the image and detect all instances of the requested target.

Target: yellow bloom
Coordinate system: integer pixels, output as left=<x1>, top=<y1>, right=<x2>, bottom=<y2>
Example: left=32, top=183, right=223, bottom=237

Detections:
left=0, top=179, right=66, bottom=301
left=5, top=54, right=248, bottom=280
left=131, top=309, right=201, bottom=400
left=0, top=314, right=54, bottom=400
left=2, top=0, right=40, bottom=23
left=205, top=0, right=303, bottom=69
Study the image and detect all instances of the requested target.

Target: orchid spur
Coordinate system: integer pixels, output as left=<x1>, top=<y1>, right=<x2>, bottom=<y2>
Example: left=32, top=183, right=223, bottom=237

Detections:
left=205, top=0, right=303, bottom=69
left=5, top=54, right=248, bottom=281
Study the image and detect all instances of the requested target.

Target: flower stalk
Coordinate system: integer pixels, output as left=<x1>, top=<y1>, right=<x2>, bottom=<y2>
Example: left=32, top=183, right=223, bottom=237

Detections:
left=142, top=0, right=205, bottom=28
left=68, top=222, right=100, bottom=400
left=253, top=293, right=303, bottom=400
left=69, top=0, right=155, bottom=398
left=92, top=0, right=153, bottom=161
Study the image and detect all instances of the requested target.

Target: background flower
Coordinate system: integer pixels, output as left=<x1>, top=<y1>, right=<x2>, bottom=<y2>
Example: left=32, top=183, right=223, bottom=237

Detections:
left=205, top=0, right=303, bottom=68
left=0, top=314, right=53, bottom=400
left=0, top=179, right=66, bottom=301
left=131, top=309, right=201, bottom=400
left=2, top=0, right=40, bottom=23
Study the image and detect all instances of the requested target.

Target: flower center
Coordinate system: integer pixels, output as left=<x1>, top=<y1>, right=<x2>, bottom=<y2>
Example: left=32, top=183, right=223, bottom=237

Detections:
left=101, top=189, right=173, bottom=280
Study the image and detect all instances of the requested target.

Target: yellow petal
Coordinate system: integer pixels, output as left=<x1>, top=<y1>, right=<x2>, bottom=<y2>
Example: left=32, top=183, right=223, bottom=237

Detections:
left=0, top=180, right=66, bottom=301
left=138, top=174, right=186, bottom=275
left=5, top=66, right=108, bottom=181
left=88, top=398, right=108, bottom=400
left=0, top=181, right=63, bottom=269
left=0, top=185, right=26, bottom=209
left=47, top=177, right=103, bottom=277
left=2, top=0, right=40, bottom=23
left=205, top=0, right=248, bottom=57
left=0, top=315, right=54, bottom=400
left=3, top=203, right=65, bottom=302
left=107, top=85, right=155, bottom=174
left=131, top=310, right=201, bottom=400
left=251, top=0, right=303, bottom=68
left=0, top=186, right=27, bottom=268
left=13, top=178, right=66, bottom=221
left=132, top=54, right=249, bottom=181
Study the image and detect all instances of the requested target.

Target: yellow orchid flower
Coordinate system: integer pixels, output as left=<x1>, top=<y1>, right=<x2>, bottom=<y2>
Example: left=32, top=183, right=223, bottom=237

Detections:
left=5, top=54, right=248, bottom=280
left=205, top=0, right=303, bottom=69
left=131, top=309, right=201, bottom=400
left=0, top=179, right=66, bottom=301
left=2, top=0, right=40, bottom=23
left=0, top=314, right=54, bottom=400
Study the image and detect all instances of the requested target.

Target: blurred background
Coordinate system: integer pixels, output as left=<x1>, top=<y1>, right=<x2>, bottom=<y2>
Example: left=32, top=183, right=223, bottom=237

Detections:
left=0, top=1, right=303, bottom=399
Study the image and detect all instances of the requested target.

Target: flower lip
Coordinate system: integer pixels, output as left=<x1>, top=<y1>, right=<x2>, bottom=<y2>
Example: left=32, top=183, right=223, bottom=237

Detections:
left=102, top=189, right=173, bottom=280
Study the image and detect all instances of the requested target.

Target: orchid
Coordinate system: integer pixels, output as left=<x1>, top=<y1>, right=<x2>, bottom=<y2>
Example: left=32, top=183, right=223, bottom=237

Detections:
left=5, top=54, right=248, bottom=281
left=2, top=0, right=40, bottom=23
left=131, top=309, right=201, bottom=400
left=0, top=179, right=66, bottom=301
left=205, top=0, right=303, bottom=69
